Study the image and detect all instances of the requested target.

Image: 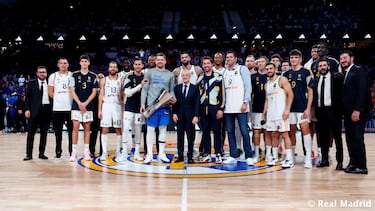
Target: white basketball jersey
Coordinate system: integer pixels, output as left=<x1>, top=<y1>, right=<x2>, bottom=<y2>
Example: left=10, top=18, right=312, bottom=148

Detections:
left=266, top=76, right=286, bottom=121
left=177, top=65, right=198, bottom=84
left=48, top=71, right=73, bottom=111
left=223, top=66, right=245, bottom=113
left=103, top=75, right=123, bottom=104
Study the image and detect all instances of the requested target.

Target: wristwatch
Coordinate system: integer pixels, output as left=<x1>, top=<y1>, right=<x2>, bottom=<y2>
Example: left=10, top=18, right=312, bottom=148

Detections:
left=243, top=102, right=248, bottom=105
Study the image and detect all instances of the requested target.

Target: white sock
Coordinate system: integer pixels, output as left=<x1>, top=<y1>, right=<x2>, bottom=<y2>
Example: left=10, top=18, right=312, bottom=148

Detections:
left=101, top=134, right=108, bottom=154
left=84, top=144, right=89, bottom=153
left=266, top=145, right=272, bottom=157
left=72, top=144, right=77, bottom=153
left=318, top=147, right=322, bottom=156
left=146, top=126, right=155, bottom=156
left=254, top=145, right=260, bottom=158
left=116, top=135, right=122, bottom=153
left=285, top=149, right=293, bottom=161
left=303, top=134, right=312, bottom=160
left=272, top=147, right=278, bottom=159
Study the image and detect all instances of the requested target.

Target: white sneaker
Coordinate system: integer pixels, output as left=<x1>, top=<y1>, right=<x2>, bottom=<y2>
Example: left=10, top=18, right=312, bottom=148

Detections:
left=134, top=152, right=144, bottom=161
left=215, top=154, right=223, bottom=164
left=117, top=152, right=128, bottom=162
left=202, top=154, right=211, bottom=163
left=223, top=157, right=237, bottom=164
left=265, top=155, right=273, bottom=164
left=267, top=158, right=278, bottom=166
left=144, top=154, right=153, bottom=164
left=304, top=157, right=313, bottom=169
left=69, top=152, right=77, bottom=162
left=83, top=152, right=91, bottom=161
left=281, top=159, right=295, bottom=168
left=159, top=153, right=170, bottom=163
left=246, top=157, right=256, bottom=166
left=100, top=153, right=109, bottom=161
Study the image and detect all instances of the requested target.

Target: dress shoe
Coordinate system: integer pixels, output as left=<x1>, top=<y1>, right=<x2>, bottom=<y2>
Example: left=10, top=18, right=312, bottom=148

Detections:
left=175, top=158, right=184, bottom=163
left=187, top=158, right=195, bottom=164
left=336, top=162, right=345, bottom=171
left=39, top=154, right=48, bottom=160
left=345, top=164, right=355, bottom=171
left=316, top=161, right=330, bottom=168
left=345, top=167, right=368, bottom=174
left=56, top=153, right=62, bottom=159
left=23, top=156, right=33, bottom=161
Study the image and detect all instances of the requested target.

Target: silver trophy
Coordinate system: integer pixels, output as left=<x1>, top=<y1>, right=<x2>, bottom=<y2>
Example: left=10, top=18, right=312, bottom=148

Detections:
left=143, top=89, right=172, bottom=119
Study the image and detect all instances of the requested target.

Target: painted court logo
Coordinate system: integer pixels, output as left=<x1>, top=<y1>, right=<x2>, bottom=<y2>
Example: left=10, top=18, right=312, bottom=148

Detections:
left=78, top=151, right=286, bottom=178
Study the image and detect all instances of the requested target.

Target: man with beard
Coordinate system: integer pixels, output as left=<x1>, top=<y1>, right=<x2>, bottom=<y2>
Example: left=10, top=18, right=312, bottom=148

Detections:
left=340, top=50, right=370, bottom=174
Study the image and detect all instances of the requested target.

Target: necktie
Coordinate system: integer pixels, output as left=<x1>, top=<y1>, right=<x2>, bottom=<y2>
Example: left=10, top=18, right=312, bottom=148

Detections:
left=320, top=76, right=326, bottom=107
left=40, top=81, right=44, bottom=101
left=183, top=85, right=187, bottom=98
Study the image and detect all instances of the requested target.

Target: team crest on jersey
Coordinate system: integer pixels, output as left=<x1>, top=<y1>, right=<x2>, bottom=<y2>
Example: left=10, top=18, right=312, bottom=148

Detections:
left=78, top=149, right=287, bottom=178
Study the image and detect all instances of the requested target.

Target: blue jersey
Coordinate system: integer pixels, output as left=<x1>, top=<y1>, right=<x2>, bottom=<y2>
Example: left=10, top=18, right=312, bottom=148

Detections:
left=284, top=67, right=312, bottom=112
left=71, top=70, right=98, bottom=111
left=251, top=72, right=267, bottom=113
left=124, top=73, right=144, bottom=113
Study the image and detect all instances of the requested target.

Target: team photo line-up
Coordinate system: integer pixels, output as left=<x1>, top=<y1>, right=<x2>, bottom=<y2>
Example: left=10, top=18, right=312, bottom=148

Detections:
left=23, top=45, right=371, bottom=175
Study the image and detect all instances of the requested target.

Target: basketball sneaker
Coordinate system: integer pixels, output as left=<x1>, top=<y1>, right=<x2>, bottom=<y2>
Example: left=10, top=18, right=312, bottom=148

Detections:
left=159, top=153, right=170, bottom=163
left=281, top=159, right=295, bottom=168
left=134, top=152, right=144, bottom=161
left=100, top=152, right=109, bottom=161
left=215, top=153, right=223, bottom=164
left=202, top=154, right=211, bottom=162
left=223, top=157, right=237, bottom=164
left=69, top=152, right=77, bottom=162
left=83, top=152, right=91, bottom=161
left=144, top=154, right=153, bottom=164
left=246, top=157, right=256, bottom=166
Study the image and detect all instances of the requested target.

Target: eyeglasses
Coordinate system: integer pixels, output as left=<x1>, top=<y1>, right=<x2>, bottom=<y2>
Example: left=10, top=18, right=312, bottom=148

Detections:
left=38, top=72, right=47, bottom=74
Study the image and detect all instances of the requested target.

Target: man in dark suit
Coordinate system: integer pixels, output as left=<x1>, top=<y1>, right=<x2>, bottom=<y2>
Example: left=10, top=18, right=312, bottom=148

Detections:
left=340, top=50, right=370, bottom=174
left=310, top=59, right=344, bottom=169
left=23, top=66, right=52, bottom=161
left=172, top=69, right=200, bottom=163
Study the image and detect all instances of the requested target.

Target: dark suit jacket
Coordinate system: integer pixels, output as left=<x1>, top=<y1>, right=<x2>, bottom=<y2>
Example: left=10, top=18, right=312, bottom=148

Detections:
left=342, top=65, right=371, bottom=119
left=25, top=79, right=52, bottom=117
left=173, top=83, right=200, bottom=120
left=311, top=72, right=344, bottom=117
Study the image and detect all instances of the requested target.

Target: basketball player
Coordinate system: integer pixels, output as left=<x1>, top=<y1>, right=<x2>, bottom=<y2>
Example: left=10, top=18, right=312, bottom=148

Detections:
left=69, top=55, right=98, bottom=161
left=250, top=56, right=269, bottom=163
left=284, top=49, right=314, bottom=168
left=140, top=53, right=177, bottom=164
left=263, top=63, right=295, bottom=168
left=121, top=58, right=147, bottom=161
left=98, top=61, right=124, bottom=161
left=172, top=51, right=203, bottom=85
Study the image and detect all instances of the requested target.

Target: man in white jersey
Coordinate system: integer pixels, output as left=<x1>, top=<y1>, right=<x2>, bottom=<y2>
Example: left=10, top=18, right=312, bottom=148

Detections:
left=172, top=51, right=203, bottom=85
left=48, top=57, right=73, bottom=158
left=263, top=63, right=295, bottom=168
left=222, top=50, right=255, bottom=165
left=98, top=61, right=124, bottom=161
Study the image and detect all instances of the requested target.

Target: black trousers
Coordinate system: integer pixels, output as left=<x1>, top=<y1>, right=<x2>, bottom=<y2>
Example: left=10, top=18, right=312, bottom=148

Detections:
left=316, top=106, right=343, bottom=163
left=52, top=111, right=73, bottom=155
left=200, top=105, right=222, bottom=155
left=25, top=105, right=51, bottom=156
left=176, top=116, right=195, bottom=159
left=344, top=116, right=367, bottom=169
